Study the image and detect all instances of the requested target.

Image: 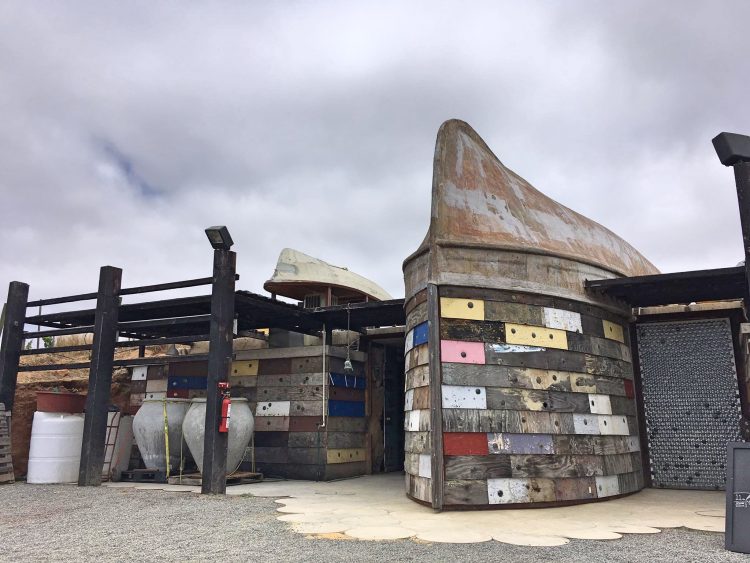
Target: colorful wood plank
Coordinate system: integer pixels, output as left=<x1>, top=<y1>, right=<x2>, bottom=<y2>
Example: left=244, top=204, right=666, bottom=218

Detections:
left=505, top=323, right=568, bottom=350
left=602, top=320, right=625, bottom=343
left=487, top=433, right=554, bottom=455
left=443, top=432, right=489, bottom=455
left=440, top=297, right=485, bottom=320
left=441, top=340, right=486, bottom=364
left=542, top=308, right=582, bottom=333
left=441, top=385, right=487, bottom=409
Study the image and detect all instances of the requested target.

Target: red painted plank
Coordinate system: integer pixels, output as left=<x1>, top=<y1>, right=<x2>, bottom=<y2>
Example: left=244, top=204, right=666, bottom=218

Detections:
left=443, top=432, right=489, bottom=456
left=624, top=379, right=634, bottom=399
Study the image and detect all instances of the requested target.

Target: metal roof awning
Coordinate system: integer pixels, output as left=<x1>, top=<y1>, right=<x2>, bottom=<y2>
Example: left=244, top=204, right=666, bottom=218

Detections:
left=585, top=266, right=747, bottom=308
left=309, top=299, right=406, bottom=332
left=24, top=290, right=406, bottom=339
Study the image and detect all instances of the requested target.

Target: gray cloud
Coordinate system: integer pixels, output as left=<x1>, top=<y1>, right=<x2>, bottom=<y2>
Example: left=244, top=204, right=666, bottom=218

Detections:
left=1, top=1, right=748, bottom=306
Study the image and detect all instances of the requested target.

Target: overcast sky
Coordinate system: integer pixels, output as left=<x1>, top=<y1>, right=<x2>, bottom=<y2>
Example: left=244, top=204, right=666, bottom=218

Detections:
left=1, top=1, right=749, bottom=305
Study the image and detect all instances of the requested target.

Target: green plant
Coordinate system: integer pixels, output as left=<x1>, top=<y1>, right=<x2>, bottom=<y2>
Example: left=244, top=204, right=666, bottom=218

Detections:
left=42, top=335, right=55, bottom=349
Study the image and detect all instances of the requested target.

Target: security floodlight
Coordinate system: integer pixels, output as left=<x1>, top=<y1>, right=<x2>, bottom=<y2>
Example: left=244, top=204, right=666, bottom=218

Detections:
left=205, top=226, right=234, bottom=250
left=712, top=132, right=750, bottom=166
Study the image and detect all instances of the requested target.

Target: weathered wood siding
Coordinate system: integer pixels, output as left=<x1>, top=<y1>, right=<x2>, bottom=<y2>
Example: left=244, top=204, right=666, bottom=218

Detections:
left=404, top=289, right=432, bottom=502
left=128, top=346, right=367, bottom=481
left=435, top=288, right=643, bottom=507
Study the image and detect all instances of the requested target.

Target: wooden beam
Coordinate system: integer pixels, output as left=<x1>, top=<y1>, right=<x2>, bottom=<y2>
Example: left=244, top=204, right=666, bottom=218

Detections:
left=0, top=282, right=29, bottom=411
left=78, top=266, right=122, bottom=486
left=202, top=249, right=236, bottom=495
left=427, top=283, right=445, bottom=511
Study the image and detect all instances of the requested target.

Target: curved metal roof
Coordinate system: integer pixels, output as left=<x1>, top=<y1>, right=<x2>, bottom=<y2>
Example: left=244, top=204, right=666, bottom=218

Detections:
left=405, top=119, right=659, bottom=278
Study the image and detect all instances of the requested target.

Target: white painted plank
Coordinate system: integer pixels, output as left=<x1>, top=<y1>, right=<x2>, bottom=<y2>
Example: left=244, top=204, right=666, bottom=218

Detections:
left=611, top=415, right=630, bottom=435
left=131, top=366, right=147, bottom=381
left=573, top=414, right=600, bottom=435
left=404, top=389, right=414, bottom=411
left=588, top=394, right=612, bottom=415
left=404, top=329, right=414, bottom=355
left=487, top=478, right=530, bottom=504
left=255, top=401, right=291, bottom=417
left=542, top=308, right=582, bottom=333
left=441, top=385, right=487, bottom=409
left=595, top=475, right=620, bottom=497
left=418, top=454, right=431, bottom=478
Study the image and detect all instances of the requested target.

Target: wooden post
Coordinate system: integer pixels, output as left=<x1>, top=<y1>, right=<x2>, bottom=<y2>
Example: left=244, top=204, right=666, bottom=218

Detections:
left=0, top=282, right=30, bottom=411
left=427, top=283, right=444, bottom=511
left=202, top=249, right=236, bottom=494
left=733, top=161, right=750, bottom=305
left=78, top=266, right=122, bottom=486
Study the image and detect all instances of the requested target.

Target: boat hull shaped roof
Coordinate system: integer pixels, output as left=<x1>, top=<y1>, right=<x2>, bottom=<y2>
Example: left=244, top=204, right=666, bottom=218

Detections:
left=407, top=120, right=658, bottom=279
left=265, top=248, right=392, bottom=302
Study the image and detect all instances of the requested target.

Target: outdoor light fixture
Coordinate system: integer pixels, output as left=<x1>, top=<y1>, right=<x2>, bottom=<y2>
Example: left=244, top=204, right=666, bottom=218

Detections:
left=204, top=226, right=234, bottom=250
left=712, top=132, right=750, bottom=166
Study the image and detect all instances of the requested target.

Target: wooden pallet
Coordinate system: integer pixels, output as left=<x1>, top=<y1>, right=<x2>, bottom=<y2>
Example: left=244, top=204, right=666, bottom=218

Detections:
left=118, top=468, right=167, bottom=483
left=167, top=471, right=263, bottom=486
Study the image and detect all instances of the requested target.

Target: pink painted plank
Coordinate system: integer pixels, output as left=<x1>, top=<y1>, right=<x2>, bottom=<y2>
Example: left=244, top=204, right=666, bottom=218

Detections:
left=440, top=340, right=486, bottom=364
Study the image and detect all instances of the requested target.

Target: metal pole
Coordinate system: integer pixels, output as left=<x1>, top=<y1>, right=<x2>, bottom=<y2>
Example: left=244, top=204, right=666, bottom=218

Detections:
left=733, top=161, right=750, bottom=305
left=0, top=282, right=29, bottom=411
left=78, top=266, right=122, bottom=486
left=201, top=249, right=236, bottom=494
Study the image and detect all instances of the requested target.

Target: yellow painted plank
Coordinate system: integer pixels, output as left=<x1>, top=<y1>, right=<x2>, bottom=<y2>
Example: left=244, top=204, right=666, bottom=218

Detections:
left=327, top=448, right=366, bottom=464
left=440, top=297, right=485, bottom=320
left=231, top=359, right=259, bottom=377
left=602, top=320, right=625, bottom=343
left=505, top=323, right=568, bottom=350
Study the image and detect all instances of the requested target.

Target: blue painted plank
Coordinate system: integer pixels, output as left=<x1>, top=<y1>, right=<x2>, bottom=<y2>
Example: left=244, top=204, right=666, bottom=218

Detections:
left=413, top=321, right=429, bottom=346
left=329, top=373, right=366, bottom=389
left=187, top=376, right=207, bottom=389
left=168, top=376, right=189, bottom=389
left=328, top=400, right=365, bottom=417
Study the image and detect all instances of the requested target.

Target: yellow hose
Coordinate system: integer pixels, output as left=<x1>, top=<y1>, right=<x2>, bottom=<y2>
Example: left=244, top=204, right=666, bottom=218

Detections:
left=162, top=398, right=170, bottom=479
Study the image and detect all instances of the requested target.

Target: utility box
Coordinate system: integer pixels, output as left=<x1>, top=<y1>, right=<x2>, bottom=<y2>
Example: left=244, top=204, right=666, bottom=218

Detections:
left=726, top=443, right=750, bottom=553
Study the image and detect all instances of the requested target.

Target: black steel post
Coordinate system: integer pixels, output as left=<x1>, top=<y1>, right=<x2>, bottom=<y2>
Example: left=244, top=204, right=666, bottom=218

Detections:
left=733, top=161, right=750, bottom=305
left=202, top=249, right=236, bottom=494
left=78, top=266, right=122, bottom=486
left=0, top=282, right=30, bottom=411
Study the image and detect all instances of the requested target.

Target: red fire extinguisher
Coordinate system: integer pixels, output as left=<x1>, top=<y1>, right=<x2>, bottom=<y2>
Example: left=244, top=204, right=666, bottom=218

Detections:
left=218, top=381, right=231, bottom=433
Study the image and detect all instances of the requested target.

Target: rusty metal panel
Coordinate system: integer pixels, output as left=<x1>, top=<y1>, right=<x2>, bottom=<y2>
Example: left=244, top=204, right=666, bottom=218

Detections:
left=441, top=385, right=487, bottom=409
left=602, top=320, right=625, bottom=343
left=505, top=324, right=568, bottom=350
left=542, top=308, right=582, bottom=333
left=440, top=297, right=485, bottom=320
left=422, top=120, right=659, bottom=278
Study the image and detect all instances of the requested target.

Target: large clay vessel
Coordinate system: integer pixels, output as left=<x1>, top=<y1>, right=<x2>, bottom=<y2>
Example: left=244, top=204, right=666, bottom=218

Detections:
left=182, top=398, right=254, bottom=474
left=132, top=398, right=190, bottom=473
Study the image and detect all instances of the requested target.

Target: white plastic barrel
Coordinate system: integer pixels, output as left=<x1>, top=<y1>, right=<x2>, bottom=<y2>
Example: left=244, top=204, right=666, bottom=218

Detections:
left=27, top=412, right=85, bottom=484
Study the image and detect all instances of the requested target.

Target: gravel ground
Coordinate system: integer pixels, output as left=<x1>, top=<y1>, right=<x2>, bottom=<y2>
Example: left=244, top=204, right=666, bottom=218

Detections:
left=0, top=483, right=744, bottom=562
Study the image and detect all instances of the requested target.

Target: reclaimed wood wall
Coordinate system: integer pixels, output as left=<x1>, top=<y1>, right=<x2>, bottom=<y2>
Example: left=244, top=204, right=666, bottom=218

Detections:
left=407, top=285, right=643, bottom=507
left=128, top=346, right=368, bottom=480
left=403, top=289, right=432, bottom=503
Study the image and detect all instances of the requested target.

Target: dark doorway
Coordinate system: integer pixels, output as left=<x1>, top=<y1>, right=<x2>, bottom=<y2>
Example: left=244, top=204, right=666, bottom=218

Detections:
left=367, top=340, right=405, bottom=473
